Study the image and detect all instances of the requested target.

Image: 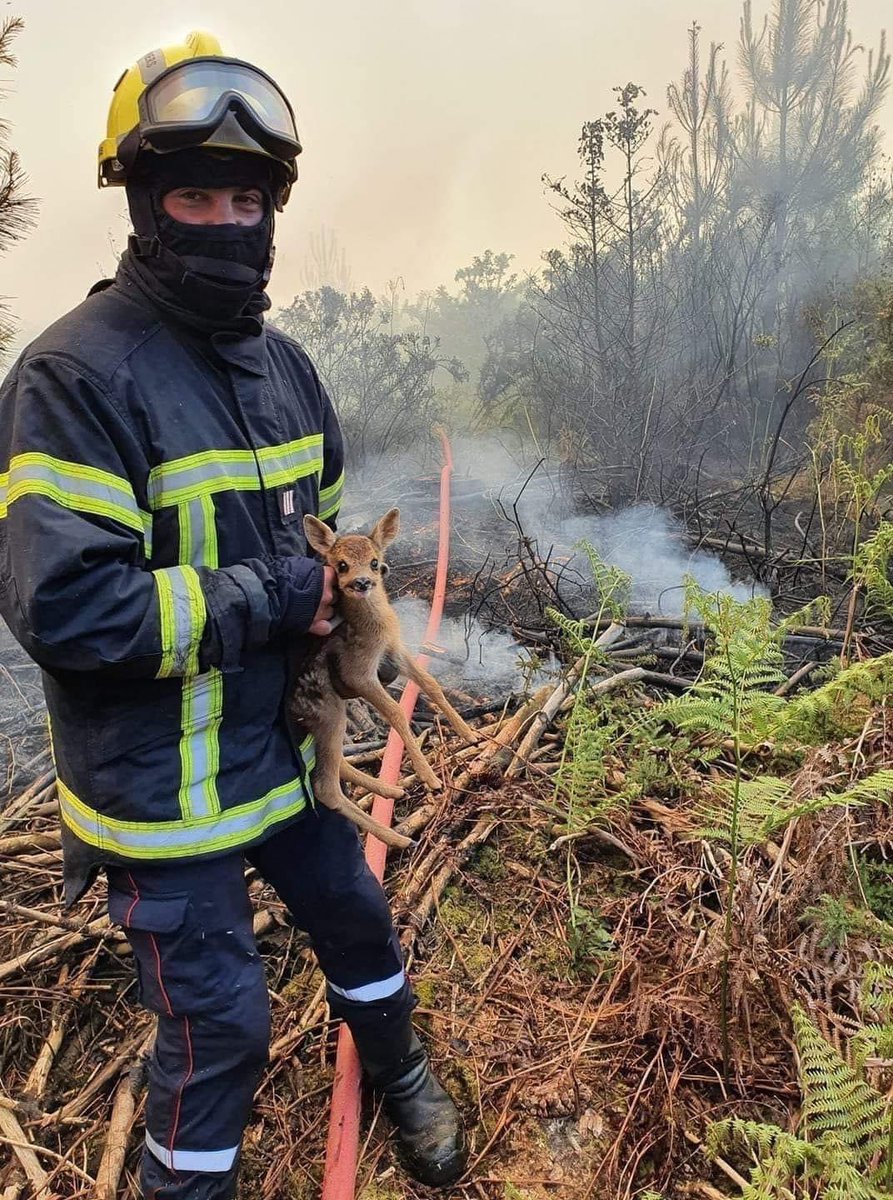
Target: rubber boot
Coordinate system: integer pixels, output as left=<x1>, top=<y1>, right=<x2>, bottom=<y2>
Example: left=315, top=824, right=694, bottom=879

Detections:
left=329, top=983, right=467, bottom=1187
left=375, top=1028, right=468, bottom=1187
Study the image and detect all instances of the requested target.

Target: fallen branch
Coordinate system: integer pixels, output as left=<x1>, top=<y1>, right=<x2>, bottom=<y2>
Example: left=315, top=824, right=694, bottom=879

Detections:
left=95, top=1055, right=149, bottom=1200
left=0, top=1102, right=49, bottom=1198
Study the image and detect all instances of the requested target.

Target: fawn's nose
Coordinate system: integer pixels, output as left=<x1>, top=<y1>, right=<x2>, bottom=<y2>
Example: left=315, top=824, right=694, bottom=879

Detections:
left=352, top=576, right=373, bottom=592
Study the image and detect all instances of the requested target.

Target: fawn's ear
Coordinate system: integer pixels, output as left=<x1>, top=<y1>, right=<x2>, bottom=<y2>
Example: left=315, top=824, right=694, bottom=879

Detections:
left=304, top=514, right=337, bottom=555
left=370, top=508, right=400, bottom=550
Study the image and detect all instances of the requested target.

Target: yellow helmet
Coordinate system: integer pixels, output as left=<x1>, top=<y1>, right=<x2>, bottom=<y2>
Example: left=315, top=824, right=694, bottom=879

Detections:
left=98, top=31, right=301, bottom=203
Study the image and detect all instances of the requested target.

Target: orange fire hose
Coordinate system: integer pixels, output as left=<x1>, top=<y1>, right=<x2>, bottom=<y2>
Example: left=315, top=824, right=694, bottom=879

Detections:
left=321, top=428, right=455, bottom=1200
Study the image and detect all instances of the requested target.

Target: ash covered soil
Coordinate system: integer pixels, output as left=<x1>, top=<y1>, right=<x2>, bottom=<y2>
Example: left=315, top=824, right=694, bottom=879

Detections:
left=0, top=619, right=47, bottom=804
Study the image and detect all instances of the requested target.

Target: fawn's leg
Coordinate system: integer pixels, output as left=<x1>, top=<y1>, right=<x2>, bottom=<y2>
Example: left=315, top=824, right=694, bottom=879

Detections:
left=340, top=758, right=404, bottom=801
left=311, top=703, right=411, bottom=849
left=395, top=651, right=480, bottom=743
left=352, top=679, right=442, bottom=791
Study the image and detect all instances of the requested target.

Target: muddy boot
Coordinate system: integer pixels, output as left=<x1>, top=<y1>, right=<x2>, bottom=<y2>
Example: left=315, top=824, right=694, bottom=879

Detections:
left=376, top=1029, right=467, bottom=1187
left=329, top=981, right=467, bottom=1187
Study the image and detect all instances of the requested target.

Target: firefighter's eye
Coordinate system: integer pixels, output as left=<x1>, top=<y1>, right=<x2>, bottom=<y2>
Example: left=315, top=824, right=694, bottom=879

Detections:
left=370, top=559, right=380, bottom=571
left=337, top=561, right=349, bottom=574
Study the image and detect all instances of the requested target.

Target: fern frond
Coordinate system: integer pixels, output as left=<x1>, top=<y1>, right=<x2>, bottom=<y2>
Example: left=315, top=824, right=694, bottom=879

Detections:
left=779, top=654, right=893, bottom=743
left=835, top=770, right=893, bottom=807
left=792, top=1004, right=889, bottom=1163
left=707, top=1117, right=815, bottom=1199
left=546, top=606, right=601, bottom=658
left=575, top=540, right=632, bottom=620
left=852, top=522, right=893, bottom=618
left=694, top=776, right=793, bottom=845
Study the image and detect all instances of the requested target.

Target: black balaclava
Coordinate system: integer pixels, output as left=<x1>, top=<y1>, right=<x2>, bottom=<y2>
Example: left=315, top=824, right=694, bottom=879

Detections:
left=122, top=147, right=279, bottom=333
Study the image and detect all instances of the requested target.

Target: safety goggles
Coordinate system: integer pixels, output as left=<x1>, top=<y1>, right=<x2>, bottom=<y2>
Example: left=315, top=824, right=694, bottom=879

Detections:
left=136, top=57, right=302, bottom=165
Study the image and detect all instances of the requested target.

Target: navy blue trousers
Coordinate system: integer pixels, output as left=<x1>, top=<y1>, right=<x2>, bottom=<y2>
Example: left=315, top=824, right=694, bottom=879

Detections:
left=106, top=806, right=410, bottom=1200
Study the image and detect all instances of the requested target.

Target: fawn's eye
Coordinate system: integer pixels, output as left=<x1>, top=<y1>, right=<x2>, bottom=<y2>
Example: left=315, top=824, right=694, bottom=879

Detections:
left=337, top=561, right=349, bottom=574
left=370, top=559, right=379, bottom=572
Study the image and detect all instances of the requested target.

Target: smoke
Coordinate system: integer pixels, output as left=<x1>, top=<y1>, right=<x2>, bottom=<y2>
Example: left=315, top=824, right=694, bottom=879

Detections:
left=548, top=505, right=766, bottom=612
left=392, top=597, right=555, bottom=696
left=343, top=436, right=765, bottom=696
left=444, top=437, right=766, bottom=612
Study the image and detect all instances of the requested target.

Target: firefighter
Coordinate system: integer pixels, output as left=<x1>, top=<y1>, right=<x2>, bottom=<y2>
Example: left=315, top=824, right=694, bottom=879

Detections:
left=0, top=32, right=466, bottom=1198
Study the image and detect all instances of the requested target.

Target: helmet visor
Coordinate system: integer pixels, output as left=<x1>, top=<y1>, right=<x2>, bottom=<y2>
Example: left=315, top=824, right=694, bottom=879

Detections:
left=138, top=58, right=301, bottom=163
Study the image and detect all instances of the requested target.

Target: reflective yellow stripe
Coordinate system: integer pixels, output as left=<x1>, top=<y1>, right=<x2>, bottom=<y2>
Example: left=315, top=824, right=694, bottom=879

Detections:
left=153, top=565, right=205, bottom=679
left=57, top=740, right=315, bottom=859
left=318, top=470, right=345, bottom=522
left=175, top=495, right=222, bottom=818
left=0, top=452, right=152, bottom=553
left=147, top=436, right=324, bottom=508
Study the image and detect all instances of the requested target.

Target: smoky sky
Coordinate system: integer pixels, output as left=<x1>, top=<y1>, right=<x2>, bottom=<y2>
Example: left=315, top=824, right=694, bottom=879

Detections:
left=2, top=0, right=891, bottom=353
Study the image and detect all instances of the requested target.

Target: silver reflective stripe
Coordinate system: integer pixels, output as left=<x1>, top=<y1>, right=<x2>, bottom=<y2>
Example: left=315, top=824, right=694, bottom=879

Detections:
left=147, top=437, right=323, bottom=508
left=154, top=566, right=205, bottom=678
left=327, top=970, right=406, bottom=1003
left=145, top=1132, right=239, bottom=1174
left=256, top=437, right=322, bottom=488
left=177, top=496, right=221, bottom=818
left=148, top=453, right=261, bottom=508
left=179, top=495, right=218, bottom=568
left=179, top=672, right=222, bottom=819
left=58, top=765, right=312, bottom=858
left=318, top=470, right=345, bottom=522
left=0, top=452, right=152, bottom=550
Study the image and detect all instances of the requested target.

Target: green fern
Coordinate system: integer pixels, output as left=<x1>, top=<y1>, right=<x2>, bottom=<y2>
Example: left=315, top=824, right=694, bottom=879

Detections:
left=793, top=1004, right=888, bottom=1163
left=576, top=540, right=632, bottom=620
left=695, top=770, right=877, bottom=848
left=555, top=701, right=626, bottom=830
left=709, top=1004, right=893, bottom=1198
left=649, top=585, right=788, bottom=744
left=851, top=522, right=893, bottom=618
left=778, top=655, right=893, bottom=743
left=546, top=607, right=606, bottom=659
left=801, top=896, right=893, bottom=951
left=706, top=1118, right=814, bottom=1199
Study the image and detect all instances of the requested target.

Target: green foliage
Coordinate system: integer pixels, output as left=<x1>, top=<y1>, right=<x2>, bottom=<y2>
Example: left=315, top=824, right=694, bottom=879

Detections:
left=857, top=855, right=893, bottom=926
left=775, top=655, right=893, bottom=743
left=577, top=541, right=633, bottom=621
left=852, top=962, right=893, bottom=1074
left=546, top=608, right=608, bottom=661
left=709, top=1004, right=893, bottom=1199
left=567, top=905, right=616, bottom=980
left=550, top=542, right=633, bottom=830
left=801, top=895, right=893, bottom=951
left=706, top=1118, right=814, bottom=1197
left=695, top=769, right=880, bottom=849
left=832, top=416, right=893, bottom=525
left=648, top=584, right=788, bottom=744
left=852, top=522, right=893, bottom=618
left=556, top=699, right=625, bottom=831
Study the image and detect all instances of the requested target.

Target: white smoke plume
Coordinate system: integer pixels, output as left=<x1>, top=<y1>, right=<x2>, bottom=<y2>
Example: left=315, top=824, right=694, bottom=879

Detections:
left=391, top=597, right=554, bottom=695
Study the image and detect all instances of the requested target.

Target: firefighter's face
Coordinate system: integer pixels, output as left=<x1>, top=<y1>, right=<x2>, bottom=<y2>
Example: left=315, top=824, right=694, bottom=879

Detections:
left=161, top=186, right=265, bottom=226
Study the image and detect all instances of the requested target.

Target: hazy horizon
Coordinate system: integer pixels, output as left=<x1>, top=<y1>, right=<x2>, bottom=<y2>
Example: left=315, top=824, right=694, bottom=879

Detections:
left=2, top=0, right=891, bottom=354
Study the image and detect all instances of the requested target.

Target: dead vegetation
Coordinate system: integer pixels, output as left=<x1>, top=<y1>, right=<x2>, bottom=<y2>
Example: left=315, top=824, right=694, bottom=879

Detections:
left=3, top=535, right=893, bottom=1199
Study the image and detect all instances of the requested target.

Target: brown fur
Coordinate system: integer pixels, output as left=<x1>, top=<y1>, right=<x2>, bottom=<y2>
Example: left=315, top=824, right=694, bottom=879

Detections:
left=287, top=508, right=480, bottom=848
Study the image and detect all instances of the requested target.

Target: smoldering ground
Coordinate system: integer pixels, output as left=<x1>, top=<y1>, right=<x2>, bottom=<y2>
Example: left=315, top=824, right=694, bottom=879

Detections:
left=338, top=435, right=765, bottom=696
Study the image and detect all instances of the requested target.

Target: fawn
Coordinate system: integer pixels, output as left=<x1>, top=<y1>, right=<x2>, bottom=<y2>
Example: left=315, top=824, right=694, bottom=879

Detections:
left=287, top=508, right=480, bottom=848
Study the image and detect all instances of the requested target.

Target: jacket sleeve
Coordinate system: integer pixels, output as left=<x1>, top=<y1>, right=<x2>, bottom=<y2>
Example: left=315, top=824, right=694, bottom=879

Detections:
left=315, top=375, right=345, bottom=531
left=0, top=353, right=310, bottom=678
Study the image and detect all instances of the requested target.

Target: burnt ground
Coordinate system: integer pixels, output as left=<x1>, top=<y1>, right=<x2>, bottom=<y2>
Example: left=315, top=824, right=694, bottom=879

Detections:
left=2, top=465, right=893, bottom=1197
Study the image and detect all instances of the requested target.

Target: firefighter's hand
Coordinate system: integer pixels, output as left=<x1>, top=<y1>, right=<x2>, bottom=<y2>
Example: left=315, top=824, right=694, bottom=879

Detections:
left=308, top=566, right=337, bottom=636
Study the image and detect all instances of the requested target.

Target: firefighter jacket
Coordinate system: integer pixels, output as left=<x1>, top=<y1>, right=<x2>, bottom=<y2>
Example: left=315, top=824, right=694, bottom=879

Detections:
left=0, top=258, right=344, bottom=900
